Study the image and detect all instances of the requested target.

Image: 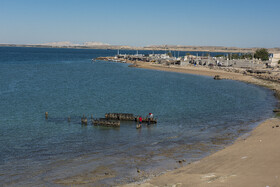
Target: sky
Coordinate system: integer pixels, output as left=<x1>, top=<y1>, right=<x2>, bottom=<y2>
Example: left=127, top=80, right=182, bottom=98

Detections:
left=0, top=0, right=279, bottom=48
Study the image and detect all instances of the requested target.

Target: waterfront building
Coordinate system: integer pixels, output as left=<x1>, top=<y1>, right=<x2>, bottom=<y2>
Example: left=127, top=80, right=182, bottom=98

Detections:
left=271, top=53, right=280, bottom=67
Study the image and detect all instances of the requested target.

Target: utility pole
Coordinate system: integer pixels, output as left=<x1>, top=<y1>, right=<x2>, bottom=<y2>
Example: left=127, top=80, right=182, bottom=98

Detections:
left=227, top=54, right=229, bottom=66
left=251, top=52, right=254, bottom=69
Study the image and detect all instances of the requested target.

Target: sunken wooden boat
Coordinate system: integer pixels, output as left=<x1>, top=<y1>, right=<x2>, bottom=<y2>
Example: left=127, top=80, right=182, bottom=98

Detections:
left=92, top=118, right=120, bottom=127
left=105, top=113, right=157, bottom=124
left=138, top=117, right=157, bottom=124
left=105, top=113, right=136, bottom=121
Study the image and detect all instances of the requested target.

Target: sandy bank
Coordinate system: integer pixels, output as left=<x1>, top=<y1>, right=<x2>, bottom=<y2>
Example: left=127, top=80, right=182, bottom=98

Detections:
left=125, top=118, right=280, bottom=187
left=132, top=61, right=280, bottom=98
left=122, top=61, right=280, bottom=187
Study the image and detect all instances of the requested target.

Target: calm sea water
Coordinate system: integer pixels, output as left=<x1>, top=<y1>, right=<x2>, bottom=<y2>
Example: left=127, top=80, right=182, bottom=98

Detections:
left=0, top=47, right=277, bottom=186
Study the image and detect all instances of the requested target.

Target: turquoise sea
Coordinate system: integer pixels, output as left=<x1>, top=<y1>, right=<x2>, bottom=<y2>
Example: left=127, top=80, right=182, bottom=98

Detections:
left=0, top=47, right=277, bottom=186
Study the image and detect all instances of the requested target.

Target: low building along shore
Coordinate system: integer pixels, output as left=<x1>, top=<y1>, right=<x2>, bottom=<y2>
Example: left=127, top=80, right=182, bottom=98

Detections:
left=96, top=52, right=280, bottom=83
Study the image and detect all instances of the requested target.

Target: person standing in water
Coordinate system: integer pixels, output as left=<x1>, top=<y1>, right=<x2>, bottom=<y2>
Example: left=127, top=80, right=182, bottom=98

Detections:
left=137, top=116, right=143, bottom=129
left=139, top=116, right=142, bottom=125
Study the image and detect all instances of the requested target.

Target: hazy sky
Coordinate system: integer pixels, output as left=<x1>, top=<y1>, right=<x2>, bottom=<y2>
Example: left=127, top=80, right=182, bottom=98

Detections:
left=0, top=0, right=279, bottom=47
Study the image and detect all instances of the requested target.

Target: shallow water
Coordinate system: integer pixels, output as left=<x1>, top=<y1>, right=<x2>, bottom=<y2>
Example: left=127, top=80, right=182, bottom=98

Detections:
left=0, top=47, right=277, bottom=186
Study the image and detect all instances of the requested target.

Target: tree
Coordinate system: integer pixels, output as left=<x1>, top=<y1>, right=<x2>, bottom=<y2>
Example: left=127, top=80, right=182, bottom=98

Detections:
left=240, top=53, right=252, bottom=59
left=231, top=53, right=239, bottom=59
left=167, top=52, right=173, bottom=57
left=203, top=53, right=209, bottom=57
left=254, top=48, right=269, bottom=61
left=215, top=54, right=225, bottom=58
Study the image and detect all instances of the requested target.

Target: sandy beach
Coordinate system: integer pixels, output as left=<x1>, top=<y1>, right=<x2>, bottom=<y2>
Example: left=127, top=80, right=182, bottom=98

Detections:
left=123, top=61, right=280, bottom=187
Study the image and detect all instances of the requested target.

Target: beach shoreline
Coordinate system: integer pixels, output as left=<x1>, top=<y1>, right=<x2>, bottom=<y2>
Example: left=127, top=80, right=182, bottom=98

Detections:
left=121, top=61, right=280, bottom=187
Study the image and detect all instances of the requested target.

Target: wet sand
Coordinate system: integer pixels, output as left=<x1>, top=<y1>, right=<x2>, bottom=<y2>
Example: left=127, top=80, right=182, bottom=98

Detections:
left=123, top=61, right=280, bottom=187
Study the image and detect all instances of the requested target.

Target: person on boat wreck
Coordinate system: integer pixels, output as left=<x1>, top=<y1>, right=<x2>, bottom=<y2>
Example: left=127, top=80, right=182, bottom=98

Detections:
left=148, top=113, right=153, bottom=125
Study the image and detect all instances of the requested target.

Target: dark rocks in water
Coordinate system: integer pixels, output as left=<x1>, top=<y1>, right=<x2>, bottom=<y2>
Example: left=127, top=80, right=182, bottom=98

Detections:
left=177, top=159, right=186, bottom=164
left=213, top=75, right=222, bottom=80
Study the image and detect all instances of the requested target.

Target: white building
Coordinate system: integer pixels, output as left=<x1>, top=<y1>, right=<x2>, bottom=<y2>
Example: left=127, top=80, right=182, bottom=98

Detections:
left=160, top=53, right=170, bottom=59
left=271, top=53, right=280, bottom=67
left=184, top=55, right=197, bottom=61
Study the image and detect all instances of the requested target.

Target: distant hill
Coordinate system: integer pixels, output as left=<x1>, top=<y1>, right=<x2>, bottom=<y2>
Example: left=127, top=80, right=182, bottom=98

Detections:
left=0, top=42, right=279, bottom=53
left=40, top=41, right=78, bottom=47
left=38, top=41, right=110, bottom=47
left=83, top=42, right=110, bottom=46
